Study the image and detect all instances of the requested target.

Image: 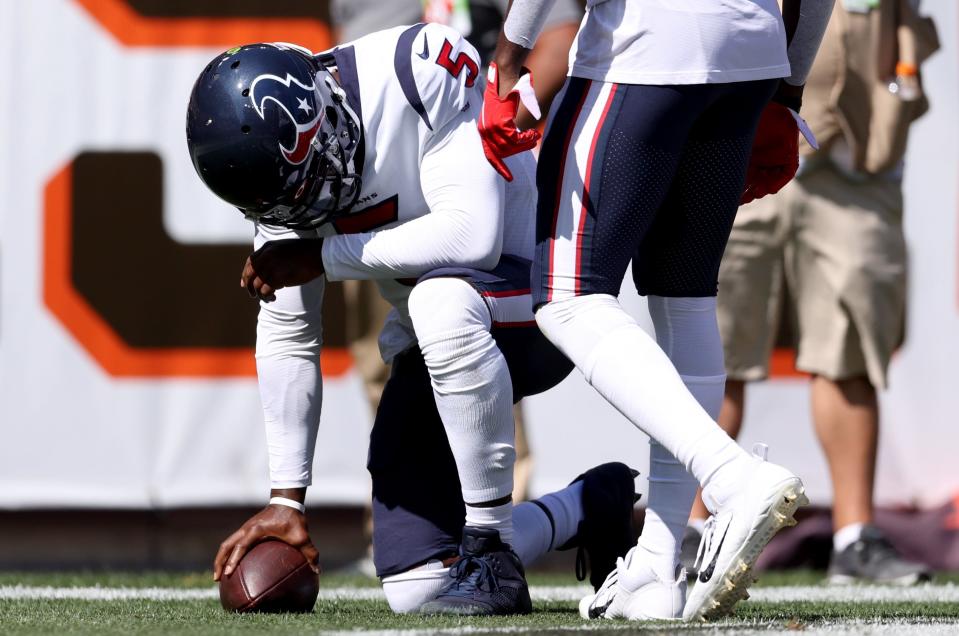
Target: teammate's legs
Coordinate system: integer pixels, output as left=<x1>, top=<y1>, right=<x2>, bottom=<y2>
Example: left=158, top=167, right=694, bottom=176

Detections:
left=638, top=296, right=726, bottom=582
left=628, top=81, right=776, bottom=582
left=639, top=80, right=808, bottom=620
left=532, top=82, right=747, bottom=619
left=535, top=79, right=807, bottom=620
left=533, top=80, right=750, bottom=505
left=689, top=187, right=792, bottom=537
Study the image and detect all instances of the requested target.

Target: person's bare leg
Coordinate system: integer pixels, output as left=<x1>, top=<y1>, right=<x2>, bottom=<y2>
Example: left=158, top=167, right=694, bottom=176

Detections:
left=689, top=379, right=746, bottom=522
left=810, top=375, right=877, bottom=531
left=816, top=374, right=930, bottom=582
left=512, top=404, right=532, bottom=502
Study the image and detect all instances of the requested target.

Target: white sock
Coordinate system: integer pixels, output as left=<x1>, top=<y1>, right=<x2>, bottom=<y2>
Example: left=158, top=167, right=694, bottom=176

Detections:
left=466, top=501, right=514, bottom=546
left=381, top=561, right=449, bottom=613
left=408, top=277, right=516, bottom=506
left=688, top=517, right=706, bottom=534
left=535, top=294, right=749, bottom=506
left=636, top=296, right=727, bottom=580
left=512, top=482, right=585, bottom=565
left=834, top=522, right=866, bottom=552
left=638, top=440, right=699, bottom=580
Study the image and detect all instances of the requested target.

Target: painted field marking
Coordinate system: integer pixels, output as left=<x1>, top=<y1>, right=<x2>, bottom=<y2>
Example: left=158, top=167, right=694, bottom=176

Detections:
left=1, top=584, right=958, bottom=604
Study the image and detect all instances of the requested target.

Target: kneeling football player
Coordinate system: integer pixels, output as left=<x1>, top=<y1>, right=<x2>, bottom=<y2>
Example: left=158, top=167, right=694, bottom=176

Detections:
left=186, top=27, right=634, bottom=614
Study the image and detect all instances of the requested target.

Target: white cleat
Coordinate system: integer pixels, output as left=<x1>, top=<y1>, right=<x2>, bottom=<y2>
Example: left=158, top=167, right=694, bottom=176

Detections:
left=683, top=444, right=808, bottom=622
left=579, top=547, right=686, bottom=621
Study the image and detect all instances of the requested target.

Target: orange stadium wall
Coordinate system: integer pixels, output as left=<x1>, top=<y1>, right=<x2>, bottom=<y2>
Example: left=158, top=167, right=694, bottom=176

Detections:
left=0, top=0, right=957, bottom=510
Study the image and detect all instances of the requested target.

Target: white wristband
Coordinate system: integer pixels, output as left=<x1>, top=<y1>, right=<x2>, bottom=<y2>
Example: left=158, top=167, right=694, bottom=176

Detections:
left=269, top=496, right=306, bottom=513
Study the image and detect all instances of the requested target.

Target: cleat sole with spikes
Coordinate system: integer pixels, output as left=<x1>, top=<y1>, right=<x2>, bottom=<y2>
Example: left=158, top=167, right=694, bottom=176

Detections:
left=686, top=482, right=808, bottom=622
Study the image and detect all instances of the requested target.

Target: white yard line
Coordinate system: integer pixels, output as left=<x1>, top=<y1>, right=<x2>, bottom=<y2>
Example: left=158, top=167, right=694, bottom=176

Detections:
left=328, top=622, right=959, bottom=636
left=1, top=583, right=958, bottom=604
left=748, top=584, right=959, bottom=604
left=3, top=585, right=959, bottom=636
left=0, top=585, right=220, bottom=601
left=327, top=628, right=642, bottom=636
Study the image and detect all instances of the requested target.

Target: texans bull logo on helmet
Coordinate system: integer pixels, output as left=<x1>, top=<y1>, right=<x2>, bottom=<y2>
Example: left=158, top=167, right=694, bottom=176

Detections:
left=249, top=72, right=324, bottom=165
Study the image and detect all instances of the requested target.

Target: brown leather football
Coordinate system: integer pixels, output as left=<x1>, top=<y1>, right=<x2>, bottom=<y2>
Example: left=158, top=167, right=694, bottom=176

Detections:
left=219, top=540, right=320, bottom=613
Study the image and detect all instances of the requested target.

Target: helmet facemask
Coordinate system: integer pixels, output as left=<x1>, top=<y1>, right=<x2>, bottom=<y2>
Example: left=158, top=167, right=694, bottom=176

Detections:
left=248, top=67, right=363, bottom=231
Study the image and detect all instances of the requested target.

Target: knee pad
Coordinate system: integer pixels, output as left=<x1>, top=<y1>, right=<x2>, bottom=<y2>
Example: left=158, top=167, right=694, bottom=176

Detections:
left=408, top=277, right=501, bottom=393
left=381, top=563, right=450, bottom=613
left=408, top=277, right=490, bottom=343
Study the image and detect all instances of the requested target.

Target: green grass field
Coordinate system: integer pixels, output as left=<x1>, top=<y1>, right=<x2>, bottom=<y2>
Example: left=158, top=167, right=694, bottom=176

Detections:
left=2, top=571, right=958, bottom=635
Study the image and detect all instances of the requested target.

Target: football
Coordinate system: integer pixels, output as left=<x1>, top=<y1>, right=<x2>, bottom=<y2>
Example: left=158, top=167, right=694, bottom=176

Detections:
left=219, top=540, right=320, bottom=613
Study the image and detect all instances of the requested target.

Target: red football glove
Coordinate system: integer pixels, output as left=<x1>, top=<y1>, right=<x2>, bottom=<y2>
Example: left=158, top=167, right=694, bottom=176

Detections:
left=741, top=102, right=801, bottom=205
left=478, top=63, right=542, bottom=182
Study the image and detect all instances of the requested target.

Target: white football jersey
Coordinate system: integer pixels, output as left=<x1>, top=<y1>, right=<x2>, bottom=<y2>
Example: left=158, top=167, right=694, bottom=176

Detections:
left=568, top=0, right=791, bottom=85
left=256, top=23, right=536, bottom=361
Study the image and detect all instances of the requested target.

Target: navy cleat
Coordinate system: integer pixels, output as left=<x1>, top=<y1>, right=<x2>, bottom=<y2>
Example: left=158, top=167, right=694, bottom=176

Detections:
left=559, top=462, right=639, bottom=590
left=419, top=527, right=532, bottom=616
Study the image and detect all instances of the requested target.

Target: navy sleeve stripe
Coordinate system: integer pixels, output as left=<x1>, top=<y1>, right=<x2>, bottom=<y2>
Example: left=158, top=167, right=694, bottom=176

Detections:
left=330, top=45, right=366, bottom=174
left=393, top=23, right=433, bottom=132
left=331, top=45, right=362, bottom=123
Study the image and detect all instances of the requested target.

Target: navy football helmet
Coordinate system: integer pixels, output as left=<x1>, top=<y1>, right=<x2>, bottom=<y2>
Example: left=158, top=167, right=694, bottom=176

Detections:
left=186, top=43, right=362, bottom=230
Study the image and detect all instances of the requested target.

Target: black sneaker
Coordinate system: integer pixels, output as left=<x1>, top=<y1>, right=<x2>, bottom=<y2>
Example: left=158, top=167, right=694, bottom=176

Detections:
left=419, top=527, right=532, bottom=615
left=828, top=526, right=932, bottom=585
left=680, top=524, right=703, bottom=578
left=558, top=462, right=639, bottom=591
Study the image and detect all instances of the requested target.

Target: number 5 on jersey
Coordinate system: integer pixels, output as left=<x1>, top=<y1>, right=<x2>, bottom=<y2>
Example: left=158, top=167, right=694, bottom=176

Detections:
left=435, top=39, right=478, bottom=88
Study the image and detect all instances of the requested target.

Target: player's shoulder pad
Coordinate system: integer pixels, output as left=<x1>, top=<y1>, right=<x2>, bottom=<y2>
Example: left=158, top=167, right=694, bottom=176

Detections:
left=393, top=22, right=482, bottom=133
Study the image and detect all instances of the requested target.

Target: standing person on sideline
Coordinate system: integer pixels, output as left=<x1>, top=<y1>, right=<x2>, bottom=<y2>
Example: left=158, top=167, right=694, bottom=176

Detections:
left=440, top=0, right=834, bottom=622
left=686, top=0, right=937, bottom=585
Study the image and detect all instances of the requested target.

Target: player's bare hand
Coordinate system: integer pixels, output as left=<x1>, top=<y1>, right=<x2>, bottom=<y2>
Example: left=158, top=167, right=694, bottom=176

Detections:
left=213, top=505, right=321, bottom=581
left=240, top=238, right=325, bottom=302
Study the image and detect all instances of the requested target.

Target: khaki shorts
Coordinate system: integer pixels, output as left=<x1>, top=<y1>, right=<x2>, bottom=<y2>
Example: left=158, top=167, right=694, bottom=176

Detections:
left=717, top=163, right=907, bottom=388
